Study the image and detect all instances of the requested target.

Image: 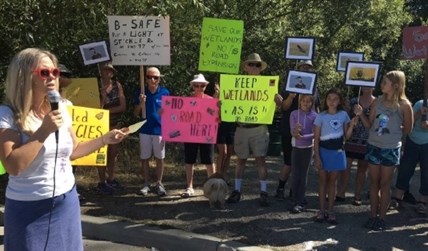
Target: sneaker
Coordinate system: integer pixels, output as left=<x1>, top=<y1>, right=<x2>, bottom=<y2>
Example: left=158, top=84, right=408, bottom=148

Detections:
left=372, top=218, right=387, bottom=231
left=138, top=185, right=151, bottom=196
left=389, top=197, right=401, bottom=210
left=226, top=190, right=241, bottom=203
left=97, top=182, right=114, bottom=195
left=290, top=204, right=305, bottom=214
left=259, top=191, right=269, bottom=207
left=107, top=179, right=125, bottom=190
left=403, top=191, right=417, bottom=204
left=416, top=202, right=427, bottom=215
left=180, top=188, right=194, bottom=198
left=156, top=183, right=167, bottom=197
left=363, top=217, right=377, bottom=230
left=353, top=197, right=362, bottom=206
left=274, top=188, right=285, bottom=201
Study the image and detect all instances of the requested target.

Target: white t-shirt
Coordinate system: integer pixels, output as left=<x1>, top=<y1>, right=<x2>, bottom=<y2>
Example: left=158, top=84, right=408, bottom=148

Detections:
left=0, top=100, right=75, bottom=201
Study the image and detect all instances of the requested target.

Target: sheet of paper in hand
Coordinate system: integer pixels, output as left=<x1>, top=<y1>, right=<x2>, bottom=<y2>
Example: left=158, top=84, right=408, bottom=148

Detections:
left=127, top=121, right=147, bottom=134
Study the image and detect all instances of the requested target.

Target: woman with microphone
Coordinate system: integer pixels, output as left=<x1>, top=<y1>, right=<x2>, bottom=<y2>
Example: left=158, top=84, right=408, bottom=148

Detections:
left=0, top=48, right=127, bottom=251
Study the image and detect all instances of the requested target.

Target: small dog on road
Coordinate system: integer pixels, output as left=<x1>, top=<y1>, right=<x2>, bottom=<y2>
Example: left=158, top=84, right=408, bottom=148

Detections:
left=203, top=173, right=228, bottom=209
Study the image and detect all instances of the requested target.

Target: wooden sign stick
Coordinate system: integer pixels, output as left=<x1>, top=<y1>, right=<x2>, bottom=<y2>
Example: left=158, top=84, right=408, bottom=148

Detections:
left=139, top=65, right=146, bottom=119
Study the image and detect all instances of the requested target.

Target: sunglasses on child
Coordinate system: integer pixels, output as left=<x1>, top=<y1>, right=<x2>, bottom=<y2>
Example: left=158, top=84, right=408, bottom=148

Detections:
left=146, top=75, right=160, bottom=80
left=32, top=68, right=61, bottom=79
left=247, top=62, right=262, bottom=68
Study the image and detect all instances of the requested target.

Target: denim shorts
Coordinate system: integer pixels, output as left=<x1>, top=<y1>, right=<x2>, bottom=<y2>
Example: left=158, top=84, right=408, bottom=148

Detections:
left=365, top=144, right=400, bottom=166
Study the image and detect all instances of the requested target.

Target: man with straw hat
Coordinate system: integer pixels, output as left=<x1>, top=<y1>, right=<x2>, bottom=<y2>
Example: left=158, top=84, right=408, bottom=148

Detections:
left=226, top=53, right=270, bottom=207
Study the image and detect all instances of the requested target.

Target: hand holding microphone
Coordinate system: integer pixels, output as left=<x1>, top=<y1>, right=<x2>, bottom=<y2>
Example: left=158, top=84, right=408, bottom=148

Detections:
left=46, top=90, right=62, bottom=143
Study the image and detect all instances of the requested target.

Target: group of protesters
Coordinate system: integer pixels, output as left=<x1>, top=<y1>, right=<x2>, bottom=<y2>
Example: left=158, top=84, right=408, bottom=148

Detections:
left=0, top=48, right=427, bottom=250
left=72, top=52, right=427, bottom=232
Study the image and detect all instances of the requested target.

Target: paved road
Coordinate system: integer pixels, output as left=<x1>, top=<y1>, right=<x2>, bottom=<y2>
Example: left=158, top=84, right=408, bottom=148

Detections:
left=0, top=226, right=151, bottom=251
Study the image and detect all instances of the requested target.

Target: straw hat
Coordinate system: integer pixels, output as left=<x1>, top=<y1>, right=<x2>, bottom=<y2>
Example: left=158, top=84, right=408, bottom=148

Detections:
left=190, top=74, right=209, bottom=84
left=242, top=53, right=267, bottom=71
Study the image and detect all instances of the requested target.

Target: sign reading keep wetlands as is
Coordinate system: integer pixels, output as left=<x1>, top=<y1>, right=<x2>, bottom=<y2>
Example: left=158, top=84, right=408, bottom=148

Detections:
left=108, top=16, right=170, bottom=65
left=402, top=26, right=428, bottom=60
left=219, top=74, right=279, bottom=124
left=198, top=17, right=244, bottom=74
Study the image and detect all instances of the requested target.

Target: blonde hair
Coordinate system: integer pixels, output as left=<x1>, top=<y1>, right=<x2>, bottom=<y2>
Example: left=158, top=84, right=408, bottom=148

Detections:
left=383, top=70, right=408, bottom=109
left=4, top=48, right=58, bottom=133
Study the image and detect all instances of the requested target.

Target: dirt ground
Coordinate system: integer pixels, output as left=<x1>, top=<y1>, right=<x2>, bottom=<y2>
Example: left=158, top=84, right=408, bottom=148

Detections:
left=74, top=143, right=428, bottom=251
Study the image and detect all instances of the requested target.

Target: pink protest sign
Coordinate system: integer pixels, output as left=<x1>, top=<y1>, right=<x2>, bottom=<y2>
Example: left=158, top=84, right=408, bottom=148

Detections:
left=402, top=26, right=428, bottom=60
left=161, top=96, right=219, bottom=143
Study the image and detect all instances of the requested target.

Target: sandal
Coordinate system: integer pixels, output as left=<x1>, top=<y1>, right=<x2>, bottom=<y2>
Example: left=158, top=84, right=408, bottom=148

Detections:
left=327, top=212, right=338, bottom=225
left=180, top=188, right=194, bottom=198
left=416, top=201, right=427, bottom=215
left=314, top=210, right=325, bottom=223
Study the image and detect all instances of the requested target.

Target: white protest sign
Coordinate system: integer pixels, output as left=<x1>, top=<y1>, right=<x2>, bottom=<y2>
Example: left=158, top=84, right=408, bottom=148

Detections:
left=108, top=16, right=170, bottom=65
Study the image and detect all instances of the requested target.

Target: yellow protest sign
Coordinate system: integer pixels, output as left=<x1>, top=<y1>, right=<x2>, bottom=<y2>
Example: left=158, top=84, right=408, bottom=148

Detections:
left=62, top=78, right=100, bottom=108
left=198, top=17, right=244, bottom=74
left=67, top=106, right=109, bottom=166
left=219, top=74, right=279, bottom=124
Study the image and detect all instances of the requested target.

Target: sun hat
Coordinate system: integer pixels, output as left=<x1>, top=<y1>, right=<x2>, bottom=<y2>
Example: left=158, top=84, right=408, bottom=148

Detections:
left=297, top=60, right=314, bottom=69
left=190, top=74, right=209, bottom=84
left=242, top=53, right=267, bottom=71
left=102, top=61, right=116, bottom=73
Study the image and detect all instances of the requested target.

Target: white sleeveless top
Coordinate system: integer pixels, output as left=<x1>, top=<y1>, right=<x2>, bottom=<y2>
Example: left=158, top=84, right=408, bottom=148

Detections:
left=0, top=100, right=75, bottom=201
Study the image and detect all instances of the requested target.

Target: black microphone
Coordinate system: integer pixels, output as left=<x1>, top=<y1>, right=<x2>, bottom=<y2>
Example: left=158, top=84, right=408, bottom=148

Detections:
left=47, top=90, right=61, bottom=143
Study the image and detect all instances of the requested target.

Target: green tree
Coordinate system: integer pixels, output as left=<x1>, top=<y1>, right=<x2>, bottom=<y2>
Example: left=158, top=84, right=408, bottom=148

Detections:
left=0, top=0, right=421, bottom=106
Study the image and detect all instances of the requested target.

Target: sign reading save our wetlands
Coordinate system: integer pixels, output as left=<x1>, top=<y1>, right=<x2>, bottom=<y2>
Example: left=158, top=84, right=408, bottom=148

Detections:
left=219, top=74, right=279, bottom=124
left=108, top=16, right=170, bottom=65
left=162, top=96, right=219, bottom=144
left=67, top=106, right=109, bottom=166
left=198, top=18, right=244, bottom=74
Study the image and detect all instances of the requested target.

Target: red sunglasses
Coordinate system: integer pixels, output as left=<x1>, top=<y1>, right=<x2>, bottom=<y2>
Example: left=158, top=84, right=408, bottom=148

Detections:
left=32, top=68, right=61, bottom=79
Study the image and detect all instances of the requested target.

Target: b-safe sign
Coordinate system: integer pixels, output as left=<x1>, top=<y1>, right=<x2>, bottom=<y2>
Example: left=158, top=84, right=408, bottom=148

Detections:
left=108, top=16, right=171, bottom=65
